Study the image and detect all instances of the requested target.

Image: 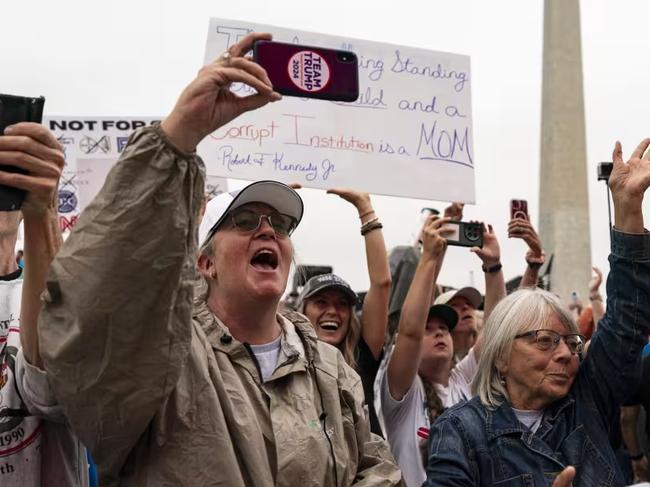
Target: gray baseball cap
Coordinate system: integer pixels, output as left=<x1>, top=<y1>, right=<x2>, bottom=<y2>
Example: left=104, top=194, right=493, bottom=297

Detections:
left=296, top=273, right=358, bottom=307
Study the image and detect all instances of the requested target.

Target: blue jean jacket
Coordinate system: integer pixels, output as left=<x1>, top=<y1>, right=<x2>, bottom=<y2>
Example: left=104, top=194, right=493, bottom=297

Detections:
left=424, top=229, right=650, bottom=486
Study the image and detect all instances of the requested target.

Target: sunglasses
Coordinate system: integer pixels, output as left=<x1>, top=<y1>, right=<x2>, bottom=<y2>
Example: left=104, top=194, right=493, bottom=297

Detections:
left=514, top=329, right=586, bottom=355
left=229, top=208, right=298, bottom=237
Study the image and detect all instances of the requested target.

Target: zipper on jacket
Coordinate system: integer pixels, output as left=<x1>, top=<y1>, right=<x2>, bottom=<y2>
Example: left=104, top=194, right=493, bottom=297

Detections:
left=243, top=342, right=264, bottom=383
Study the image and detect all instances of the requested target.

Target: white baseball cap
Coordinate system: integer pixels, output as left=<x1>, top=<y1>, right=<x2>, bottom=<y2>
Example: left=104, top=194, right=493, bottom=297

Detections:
left=198, top=180, right=304, bottom=247
left=434, top=287, right=482, bottom=309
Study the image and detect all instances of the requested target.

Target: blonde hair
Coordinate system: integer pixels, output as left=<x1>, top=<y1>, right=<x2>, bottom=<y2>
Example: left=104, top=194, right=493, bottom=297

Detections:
left=472, top=288, right=578, bottom=409
left=299, top=296, right=362, bottom=371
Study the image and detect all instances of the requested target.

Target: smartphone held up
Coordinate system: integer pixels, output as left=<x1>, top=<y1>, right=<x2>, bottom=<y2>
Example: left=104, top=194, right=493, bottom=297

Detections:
left=442, top=221, right=484, bottom=248
left=510, top=199, right=529, bottom=221
left=253, top=40, right=359, bottom=102
left=0, top=93, right=46, bottom=211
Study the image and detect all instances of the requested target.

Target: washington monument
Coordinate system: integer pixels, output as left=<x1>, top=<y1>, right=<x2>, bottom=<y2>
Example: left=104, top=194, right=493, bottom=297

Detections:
left=539, top=0, right=591, bottom=302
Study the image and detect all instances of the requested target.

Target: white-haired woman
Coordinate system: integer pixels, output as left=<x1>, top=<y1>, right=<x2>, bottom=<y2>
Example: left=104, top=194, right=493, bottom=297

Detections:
left=424, top=139, right=650, bottom=486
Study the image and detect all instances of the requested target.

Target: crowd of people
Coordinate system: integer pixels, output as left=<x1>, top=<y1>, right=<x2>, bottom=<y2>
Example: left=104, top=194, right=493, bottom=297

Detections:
left=2, top=31, right=650, bottom=486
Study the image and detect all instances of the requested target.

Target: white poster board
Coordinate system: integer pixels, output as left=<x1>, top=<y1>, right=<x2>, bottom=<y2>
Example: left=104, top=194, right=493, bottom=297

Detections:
left=202, top=18, right=475, bottom=203
left=46, top=117, right=228, bottom=233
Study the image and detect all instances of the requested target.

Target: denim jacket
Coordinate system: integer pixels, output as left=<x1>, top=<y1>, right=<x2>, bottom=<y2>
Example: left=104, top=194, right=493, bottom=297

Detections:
left=424, top=229, right=650, bottom=486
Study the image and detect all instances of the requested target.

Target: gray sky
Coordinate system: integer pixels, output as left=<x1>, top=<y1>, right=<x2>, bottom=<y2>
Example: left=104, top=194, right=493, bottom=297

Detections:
left=5, top=0, right=649, bottom=297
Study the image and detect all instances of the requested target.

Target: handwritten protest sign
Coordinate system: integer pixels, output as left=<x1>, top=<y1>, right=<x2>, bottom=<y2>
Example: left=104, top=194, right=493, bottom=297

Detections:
left=46, top=117, right=227, bottom=233
left=202, top=18, right=475, bottom=203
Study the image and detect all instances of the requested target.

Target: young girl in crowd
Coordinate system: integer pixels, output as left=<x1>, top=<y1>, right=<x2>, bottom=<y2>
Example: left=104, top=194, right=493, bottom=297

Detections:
left=295, top=188, right=390, bottom=435
left=380, top=216, right=505, bottom=486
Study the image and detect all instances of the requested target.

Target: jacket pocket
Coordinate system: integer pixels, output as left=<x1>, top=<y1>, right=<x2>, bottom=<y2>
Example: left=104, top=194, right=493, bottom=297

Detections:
left=560, top=426, right=615, bottom=486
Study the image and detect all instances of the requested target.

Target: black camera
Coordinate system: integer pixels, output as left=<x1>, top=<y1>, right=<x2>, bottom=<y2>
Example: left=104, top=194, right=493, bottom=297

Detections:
left=597, top=162, right=613, bottom=182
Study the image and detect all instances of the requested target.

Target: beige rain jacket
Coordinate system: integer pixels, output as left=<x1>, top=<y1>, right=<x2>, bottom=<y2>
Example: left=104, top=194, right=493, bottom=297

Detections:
left=38, top=125, right=402, bottom=486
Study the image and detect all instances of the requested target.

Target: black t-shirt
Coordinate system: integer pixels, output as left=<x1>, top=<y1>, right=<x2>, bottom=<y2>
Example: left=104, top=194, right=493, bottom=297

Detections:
left=355, top=336, right=383, bottom=437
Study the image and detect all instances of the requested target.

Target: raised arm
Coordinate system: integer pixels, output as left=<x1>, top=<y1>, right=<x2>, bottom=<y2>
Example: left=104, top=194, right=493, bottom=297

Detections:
left=327, top=188, right=390, bottom=359
left=508, top=218, right=545, bottom=289
left=469, top=223, right=505, bottom=360
left=0, top=123, right=64, bottom=369
left=577, top=138, right=650, bottom=424
left=387, top=216, right=450, bottom=400
left=38, top=32, right=281, bottom=474
left=588, top=266, right=605, bottom=325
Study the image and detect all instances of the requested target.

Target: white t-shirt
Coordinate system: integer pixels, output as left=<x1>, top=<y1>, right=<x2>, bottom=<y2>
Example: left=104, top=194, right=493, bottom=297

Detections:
left=250, top=335, right=282, bottom=383
left=380, top=348, right=478, bottom=487
left=513, top=407, right=544, bottom=433
left=0, top=277, right=42, bottom=487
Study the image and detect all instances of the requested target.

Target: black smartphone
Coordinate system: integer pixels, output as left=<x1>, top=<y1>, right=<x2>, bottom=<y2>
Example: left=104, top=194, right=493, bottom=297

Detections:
left=253, top=40, right=359, bottom=102
left=0, top=94, right=46, bottom=211
left=442, top=221, right=484, bottom=248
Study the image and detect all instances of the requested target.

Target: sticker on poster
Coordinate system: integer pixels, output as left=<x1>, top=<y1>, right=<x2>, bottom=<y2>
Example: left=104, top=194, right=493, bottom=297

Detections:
left=288, top=51, right=330, bottom=92
left=58, top=190, right=78, bottom=214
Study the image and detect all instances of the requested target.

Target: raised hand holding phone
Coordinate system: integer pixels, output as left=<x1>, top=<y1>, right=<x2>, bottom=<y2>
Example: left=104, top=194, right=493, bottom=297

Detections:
left=470, top=223, right=500, bottom=268
left=0, top=94, right=46, bottom=210
left=161, top=32, right=282, bottom=153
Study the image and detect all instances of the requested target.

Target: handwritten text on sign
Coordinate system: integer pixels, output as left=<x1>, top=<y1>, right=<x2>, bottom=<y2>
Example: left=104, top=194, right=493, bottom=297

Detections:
left=46, top=117, right=227, bottom=233
left=202, top=19, right=475, bottom=203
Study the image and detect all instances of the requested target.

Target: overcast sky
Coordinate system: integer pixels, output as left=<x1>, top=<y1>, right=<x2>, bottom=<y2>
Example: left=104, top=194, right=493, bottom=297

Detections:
left=5, top=0, right=650, bottom=297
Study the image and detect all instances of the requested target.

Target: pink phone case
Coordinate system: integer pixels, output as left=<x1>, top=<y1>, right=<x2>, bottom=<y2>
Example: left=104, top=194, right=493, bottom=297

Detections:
left=510, top=199, right=529, bottom=220
left=253, top=40, right=359, bottom=102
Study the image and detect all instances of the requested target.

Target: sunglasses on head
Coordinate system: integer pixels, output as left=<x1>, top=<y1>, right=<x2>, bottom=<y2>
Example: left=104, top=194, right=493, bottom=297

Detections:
left=228, top=208, right=298, bottom=237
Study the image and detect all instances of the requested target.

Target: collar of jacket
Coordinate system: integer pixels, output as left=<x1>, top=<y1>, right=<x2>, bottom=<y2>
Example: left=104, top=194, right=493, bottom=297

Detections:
left=485, top=394, right=575, bottom=441
left=193, top=294, right=320, bottom=368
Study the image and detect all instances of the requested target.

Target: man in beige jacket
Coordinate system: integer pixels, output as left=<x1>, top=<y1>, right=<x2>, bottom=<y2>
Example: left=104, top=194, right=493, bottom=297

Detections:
left=38, top=32, right=402, bottom=486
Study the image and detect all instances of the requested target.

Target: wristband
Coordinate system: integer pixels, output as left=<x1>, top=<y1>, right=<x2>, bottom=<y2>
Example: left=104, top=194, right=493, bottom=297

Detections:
left=360, top=216, right=379, bottom=227
left=629, top=452, right=644, bottom=461
left=359, top=210, right=375, bottom=220
left=482, top=263, right=502, bottom=274
left=361, top=222, right=383, bottom=236
left=526, top=260, right=543, bottom=270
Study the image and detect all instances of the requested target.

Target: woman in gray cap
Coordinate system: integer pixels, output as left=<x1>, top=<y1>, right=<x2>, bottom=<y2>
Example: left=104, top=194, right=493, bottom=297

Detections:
left=295, top=188, right=391, bottom=436
left=37, top=32, right=401, bottom=487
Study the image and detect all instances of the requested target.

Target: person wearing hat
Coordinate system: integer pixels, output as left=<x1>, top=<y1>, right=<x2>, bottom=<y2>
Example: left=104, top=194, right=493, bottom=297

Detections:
left=37, top=32, right=401, bottom=486
left=434, top=286, right=482, bottom=361
left=379, top=214, right=504, bottom=486
left=294, top=188, right=391, bottom=437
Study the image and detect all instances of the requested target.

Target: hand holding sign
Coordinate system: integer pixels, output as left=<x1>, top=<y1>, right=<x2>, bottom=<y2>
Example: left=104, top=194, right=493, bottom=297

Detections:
left=162, top=32, right=282, bottom=153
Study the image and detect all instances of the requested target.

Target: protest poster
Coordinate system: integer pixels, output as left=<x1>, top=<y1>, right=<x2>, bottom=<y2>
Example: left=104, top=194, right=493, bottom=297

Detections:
left=202, top=18, right=475, bottom=203
left=46, top=117, right=228, bottom=233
